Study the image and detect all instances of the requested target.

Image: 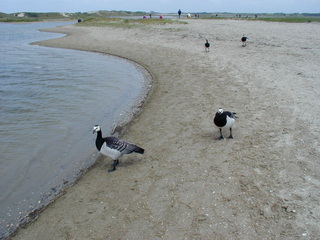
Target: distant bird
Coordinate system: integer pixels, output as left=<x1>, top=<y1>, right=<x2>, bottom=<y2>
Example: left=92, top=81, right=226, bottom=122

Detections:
left=93, top=125, right=145, bottom=172
left=241, top=35, right=248, bottom=47
left=213, top=108, right=236, bottom=140
left=205, top=39, right=210, bottom=52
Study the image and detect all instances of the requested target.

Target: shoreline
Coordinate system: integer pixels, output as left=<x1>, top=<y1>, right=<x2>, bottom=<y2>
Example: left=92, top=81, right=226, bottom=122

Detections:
left=1, top=22, right=154, bottom=239
left=10, top=20, right=320, bottom=239
left=7, top=54, right=153, bottom=239
left=34, top=25, right=156, bottom=135
left=108, top=57, right=154, bottom=136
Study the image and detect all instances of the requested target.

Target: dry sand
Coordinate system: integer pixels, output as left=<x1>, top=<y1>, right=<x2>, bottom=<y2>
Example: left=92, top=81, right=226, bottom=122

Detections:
left=11, top=19, right=320, bottom=239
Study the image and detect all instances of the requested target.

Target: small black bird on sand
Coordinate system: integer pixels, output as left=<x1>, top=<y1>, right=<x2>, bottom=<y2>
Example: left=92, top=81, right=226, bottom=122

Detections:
left=205, top=39, right=210, bottom=52
left=241, top=35, right=248, bottom=47
left=93, top=125, right=145, bottom=172
left=213, top=108, right=236, bottom=140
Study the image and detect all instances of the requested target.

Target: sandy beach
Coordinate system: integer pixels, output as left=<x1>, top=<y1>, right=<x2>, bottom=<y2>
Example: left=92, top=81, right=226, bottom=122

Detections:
left=10, top=19, right=320, bottom=239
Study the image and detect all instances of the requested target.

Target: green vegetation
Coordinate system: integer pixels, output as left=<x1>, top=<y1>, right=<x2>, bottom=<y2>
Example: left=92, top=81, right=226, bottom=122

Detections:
left=0, top=10, right=148, bottom=22
left=1, top=10, right=319, bottom=23
left=0, top=18, right=41, bottom=22
left=78, top=18, right=187, bottom=28
left=201, top=12, right=320, bottom=23
left=251, top=17, right=320, bottom=23
left=0, top=12, right=68, bottom=22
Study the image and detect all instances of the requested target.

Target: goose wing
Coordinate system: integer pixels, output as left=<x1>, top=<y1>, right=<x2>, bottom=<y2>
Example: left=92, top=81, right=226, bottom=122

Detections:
left=104, top=137, right=144, bottom=154
left=225, top=111, right=236, bottom=119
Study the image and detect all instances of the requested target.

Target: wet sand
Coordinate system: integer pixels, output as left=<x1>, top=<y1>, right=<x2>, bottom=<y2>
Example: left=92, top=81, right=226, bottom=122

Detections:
left=11, top=19, right=320, bottom=239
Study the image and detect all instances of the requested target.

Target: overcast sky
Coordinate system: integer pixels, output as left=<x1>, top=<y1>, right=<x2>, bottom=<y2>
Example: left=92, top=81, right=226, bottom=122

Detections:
left=1, top=0, right=319, bottom=14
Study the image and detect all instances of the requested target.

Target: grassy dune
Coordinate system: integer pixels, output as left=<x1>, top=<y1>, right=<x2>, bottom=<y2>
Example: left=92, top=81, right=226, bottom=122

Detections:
left=78, top=18, right=187, bottom=28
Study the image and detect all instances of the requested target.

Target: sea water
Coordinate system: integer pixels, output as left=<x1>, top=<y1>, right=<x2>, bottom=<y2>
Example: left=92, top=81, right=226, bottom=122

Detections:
left=0, top=21, right=149, bottom=238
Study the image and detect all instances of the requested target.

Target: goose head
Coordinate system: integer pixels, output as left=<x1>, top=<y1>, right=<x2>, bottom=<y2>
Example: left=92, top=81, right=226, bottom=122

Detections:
left=93, top=125, right=101, bottom=133
left=217, top=108, right=224, bottom=114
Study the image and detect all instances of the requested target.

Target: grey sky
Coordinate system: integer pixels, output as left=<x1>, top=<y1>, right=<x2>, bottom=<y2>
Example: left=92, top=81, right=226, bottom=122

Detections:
left=1, top=0, right=319, bottom=14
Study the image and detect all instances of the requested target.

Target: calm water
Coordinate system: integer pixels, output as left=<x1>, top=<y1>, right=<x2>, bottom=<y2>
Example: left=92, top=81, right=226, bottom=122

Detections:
left=0, top=21, right=149, bottom=238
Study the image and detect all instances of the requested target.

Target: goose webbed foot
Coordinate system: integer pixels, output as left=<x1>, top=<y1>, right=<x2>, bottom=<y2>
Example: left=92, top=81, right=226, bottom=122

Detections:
left=108, top=166, right=116, bottom=172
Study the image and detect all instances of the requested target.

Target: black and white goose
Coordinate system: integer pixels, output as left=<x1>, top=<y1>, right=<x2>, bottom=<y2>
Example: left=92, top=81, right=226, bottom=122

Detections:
left=241, top=35, right=248, bottom=47
left=205, top=39, right=210, bottom=52
left=213, top=108, right=236, bottom=140
left=93, top=125, right=145, bottom=172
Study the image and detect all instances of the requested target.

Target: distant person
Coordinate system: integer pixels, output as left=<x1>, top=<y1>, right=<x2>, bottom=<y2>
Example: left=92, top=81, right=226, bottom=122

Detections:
left=187, top=12, right=191, bottom=19
left=241, top=35, right=248, bottom=47
left=178, top=9, right=182, bottom=18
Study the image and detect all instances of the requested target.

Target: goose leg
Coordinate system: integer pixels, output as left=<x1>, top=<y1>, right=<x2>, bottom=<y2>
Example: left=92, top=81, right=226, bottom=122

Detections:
left=217, top=129, right=224, bottom=140
left=108, top=160, right=119, bottom=172
left=228, top=128, right=233, bottom=139
left=111, top=160, right=119, bottom=167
